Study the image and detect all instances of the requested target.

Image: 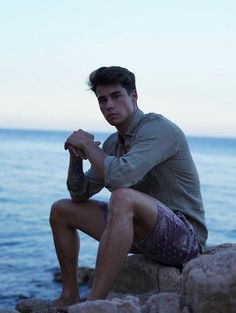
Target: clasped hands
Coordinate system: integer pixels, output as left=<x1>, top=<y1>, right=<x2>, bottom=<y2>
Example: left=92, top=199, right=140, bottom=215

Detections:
left=64, top=129, right=101, bottom=159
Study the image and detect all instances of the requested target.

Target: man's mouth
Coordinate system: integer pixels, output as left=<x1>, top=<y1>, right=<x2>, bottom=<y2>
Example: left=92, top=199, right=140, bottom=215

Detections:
left=107, top=113, right=118, bottom=119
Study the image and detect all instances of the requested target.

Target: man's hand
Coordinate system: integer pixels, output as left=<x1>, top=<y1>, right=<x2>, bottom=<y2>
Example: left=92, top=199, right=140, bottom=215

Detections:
left=64, top=129, right=101, bottom=159
left=67, top=145, right=86, bottom=159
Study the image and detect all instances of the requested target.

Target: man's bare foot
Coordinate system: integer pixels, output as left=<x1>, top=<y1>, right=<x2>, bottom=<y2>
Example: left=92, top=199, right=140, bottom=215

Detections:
left=51, top=295, right=80, bottom=312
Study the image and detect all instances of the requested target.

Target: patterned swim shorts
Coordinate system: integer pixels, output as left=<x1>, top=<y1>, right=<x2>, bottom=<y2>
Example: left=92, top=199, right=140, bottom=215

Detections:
left=98, top=200, right=201, bottom=266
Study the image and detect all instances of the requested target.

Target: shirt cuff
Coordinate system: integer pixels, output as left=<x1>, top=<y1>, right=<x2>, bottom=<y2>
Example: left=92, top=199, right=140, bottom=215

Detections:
left=68, top=178, right=89, bottom=201
left=103, top=155, right=116, bottom=188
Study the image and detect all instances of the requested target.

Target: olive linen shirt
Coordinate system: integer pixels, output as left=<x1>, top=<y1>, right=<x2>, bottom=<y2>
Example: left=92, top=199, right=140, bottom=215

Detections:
left=68, top=109, right=208, bottom=246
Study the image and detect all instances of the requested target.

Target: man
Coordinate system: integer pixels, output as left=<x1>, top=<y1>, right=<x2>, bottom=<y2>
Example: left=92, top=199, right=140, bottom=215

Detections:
left=50, top=66, right=208, bottom=310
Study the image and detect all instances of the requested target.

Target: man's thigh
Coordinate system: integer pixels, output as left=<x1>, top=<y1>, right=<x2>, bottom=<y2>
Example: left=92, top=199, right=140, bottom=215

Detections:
left=52, top=198, right=106, bottom=241
left=98, top=193, right=201, bottom=266
left=109, top=188, right=159, bottom=243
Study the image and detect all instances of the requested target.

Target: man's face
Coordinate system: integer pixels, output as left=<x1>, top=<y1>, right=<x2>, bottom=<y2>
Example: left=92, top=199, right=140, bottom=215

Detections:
left=96, top=84, right=137, bottom=129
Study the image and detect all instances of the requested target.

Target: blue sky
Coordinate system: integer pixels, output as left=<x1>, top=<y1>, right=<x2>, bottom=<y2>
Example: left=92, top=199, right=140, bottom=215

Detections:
left=0, top=0, right=235, bottom=137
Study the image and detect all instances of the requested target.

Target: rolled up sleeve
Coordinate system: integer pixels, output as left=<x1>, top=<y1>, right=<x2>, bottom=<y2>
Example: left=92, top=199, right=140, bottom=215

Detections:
left=103, top=118, right=179, bottom=190
left=69, top=166, right=104, bottom=202
left=104, top=155, right=138, bottom=188
left=68, top=177, right=89, bottom=202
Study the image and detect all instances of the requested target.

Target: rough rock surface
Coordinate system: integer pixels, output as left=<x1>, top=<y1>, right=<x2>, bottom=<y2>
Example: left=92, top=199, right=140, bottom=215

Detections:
left=11, top=243, right=236, bottom=313
left=111, top=254, right=181, bottom=294
left=54, top=267, right=95, bottom=287
left=141, top=292, right=181, bottom=313
left=69, top=296, right=141, bottom=313
left=181, top=244, right=236, bottom=313
left=15, top=298, right=54, bottom=313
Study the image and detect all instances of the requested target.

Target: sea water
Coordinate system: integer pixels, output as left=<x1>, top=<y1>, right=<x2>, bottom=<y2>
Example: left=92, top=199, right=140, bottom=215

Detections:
left=0, top=129, right=236, bottom=309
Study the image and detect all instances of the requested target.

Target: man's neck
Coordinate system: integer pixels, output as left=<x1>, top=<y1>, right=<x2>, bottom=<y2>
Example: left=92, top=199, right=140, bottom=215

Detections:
left=116, top=107, right=138, bottom=137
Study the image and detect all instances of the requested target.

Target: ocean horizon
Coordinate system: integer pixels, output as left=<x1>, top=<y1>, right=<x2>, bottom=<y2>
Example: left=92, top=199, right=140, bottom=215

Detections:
left=0, top=128, right=236, bottom=309
left=2, top=126, right=236, bottom=139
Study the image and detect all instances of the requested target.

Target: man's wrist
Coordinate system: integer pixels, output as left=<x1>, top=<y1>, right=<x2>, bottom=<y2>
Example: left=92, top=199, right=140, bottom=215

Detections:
left=70, top=155, right=83, bottom=169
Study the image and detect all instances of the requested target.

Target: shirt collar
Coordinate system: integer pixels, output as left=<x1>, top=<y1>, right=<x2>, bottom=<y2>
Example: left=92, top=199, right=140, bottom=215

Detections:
left=125, top=108, right=144, bottom=137
left=117, top=108, right=144, bottom=144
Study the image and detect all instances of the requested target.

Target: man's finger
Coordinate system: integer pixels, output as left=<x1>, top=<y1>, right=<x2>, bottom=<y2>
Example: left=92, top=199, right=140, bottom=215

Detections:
left=64, top=141, right=69, bottom=150
left=94, top=141, right=101, bottom=146
left=68, top=145, right=79, bottom=157
left=78, top=129, right=94, bottom=140
left=78, top=150, right=87, bottom=160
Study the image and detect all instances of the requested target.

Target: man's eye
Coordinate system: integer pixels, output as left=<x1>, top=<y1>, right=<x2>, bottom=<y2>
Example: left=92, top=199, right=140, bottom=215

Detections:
left=113, top=94, right=121, bottom=99
left=99, top=99, right=106, bottom=105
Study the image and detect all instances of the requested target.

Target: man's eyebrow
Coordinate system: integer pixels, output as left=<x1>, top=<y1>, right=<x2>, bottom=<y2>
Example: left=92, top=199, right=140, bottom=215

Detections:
left=97, top=91, right=122, bottom=101
left=97, top=95, right=105, bottom=101
left=109, top=90, right=122, bottom=97
left=110, top=91, right=122, bottom=96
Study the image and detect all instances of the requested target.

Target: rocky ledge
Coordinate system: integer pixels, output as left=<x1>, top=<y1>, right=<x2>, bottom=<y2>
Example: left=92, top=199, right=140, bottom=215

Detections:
left=1, top=243, right=236, bottom=313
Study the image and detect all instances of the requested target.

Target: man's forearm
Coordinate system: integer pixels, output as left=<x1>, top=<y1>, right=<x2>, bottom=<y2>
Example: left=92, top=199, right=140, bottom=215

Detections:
left=67, top=155, right=84, bottom=193
left=82, top=141, right=106, bottom=180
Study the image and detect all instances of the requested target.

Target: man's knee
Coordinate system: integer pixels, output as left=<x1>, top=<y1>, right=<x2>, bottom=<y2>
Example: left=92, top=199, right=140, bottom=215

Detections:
left=49, top=199, right=69, bottom=225
left=109, top=188, right=135, bottom=217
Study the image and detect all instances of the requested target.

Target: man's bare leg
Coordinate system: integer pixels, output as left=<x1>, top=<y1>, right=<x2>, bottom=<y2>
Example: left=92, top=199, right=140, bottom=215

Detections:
left=49, top=199, right=105, bottom=309
left=88, top=188, right=158, bottom=300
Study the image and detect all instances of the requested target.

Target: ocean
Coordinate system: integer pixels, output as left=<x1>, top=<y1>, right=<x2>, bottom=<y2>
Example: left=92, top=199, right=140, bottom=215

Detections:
left=0, top=128, right=236, bottom=309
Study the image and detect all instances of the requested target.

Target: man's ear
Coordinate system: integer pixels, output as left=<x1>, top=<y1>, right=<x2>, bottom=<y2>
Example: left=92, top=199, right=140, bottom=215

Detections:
left=131, top=90, right=138, bottom=102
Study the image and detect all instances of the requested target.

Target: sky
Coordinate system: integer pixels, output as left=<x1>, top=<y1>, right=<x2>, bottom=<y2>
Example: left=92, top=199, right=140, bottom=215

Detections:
left=0, top=0, right=236, bottom=137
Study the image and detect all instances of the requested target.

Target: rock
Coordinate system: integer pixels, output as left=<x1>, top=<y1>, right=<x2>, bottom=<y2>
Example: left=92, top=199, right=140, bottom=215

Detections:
left=203, top=242, right=236, bottom=255
left=141, top=292, right=181, bottom=313
left=68, top=301, right=118, bottom=313
left=12, top=243, right=236, bottom=313
left=111, top=254, right=180, bottom=295
left=15, top=298, right=54, bottom=313
left=158, top=265, right=180, bottom=293
left=54, top=267, right=95, bottom=287
left=181, top=307, right=190, bottom=313
left=181, top=245, right=236, bottom=313
left=78, top=267, right=95, bottom=287
left=68, top=297, right=141, bottom=313
left=156, top=293, right=181, bottom=313
left=111, top=295, right=141, bottom=306
left=108, top=291, right=157, bottom=305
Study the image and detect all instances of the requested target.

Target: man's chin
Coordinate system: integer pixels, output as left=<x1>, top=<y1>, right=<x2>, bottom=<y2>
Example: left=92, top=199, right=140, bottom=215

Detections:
left=108, top=122, right=118, bottom=127
left=106, top=118, right=119, bottom=126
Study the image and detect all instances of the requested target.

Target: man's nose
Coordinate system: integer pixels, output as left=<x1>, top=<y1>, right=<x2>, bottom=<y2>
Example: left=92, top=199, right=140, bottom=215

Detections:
left=106, top=98, right=115, bottom=110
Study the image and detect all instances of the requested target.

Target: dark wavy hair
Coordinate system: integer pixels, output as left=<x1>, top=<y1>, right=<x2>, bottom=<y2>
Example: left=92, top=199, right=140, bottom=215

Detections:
left=88, top=66, right=136, bottom=95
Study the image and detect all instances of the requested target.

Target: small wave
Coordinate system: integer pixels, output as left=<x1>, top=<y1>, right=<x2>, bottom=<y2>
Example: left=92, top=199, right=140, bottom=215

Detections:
left=0, top=293, right=31, bottom=310
left=0, top=197, right=21, bottom=204
left=45, top=266, right=61, bottom=273
left=0, top=197, right=10, bottom=203
left=0, top=241, right=21, bottom=247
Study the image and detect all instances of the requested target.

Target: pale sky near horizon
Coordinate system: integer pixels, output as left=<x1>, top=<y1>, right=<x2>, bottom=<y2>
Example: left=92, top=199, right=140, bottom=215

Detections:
left=0, top=0, right=235, bottom=137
